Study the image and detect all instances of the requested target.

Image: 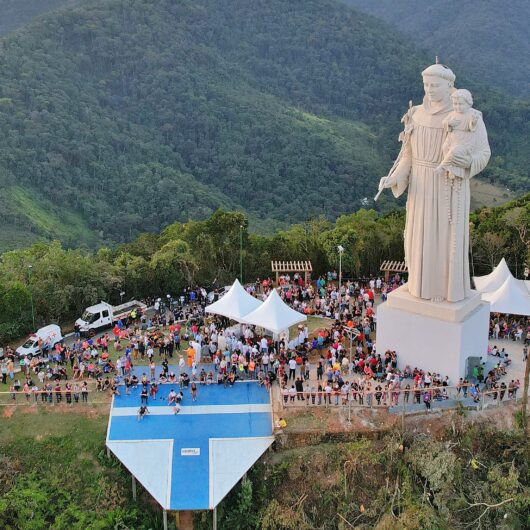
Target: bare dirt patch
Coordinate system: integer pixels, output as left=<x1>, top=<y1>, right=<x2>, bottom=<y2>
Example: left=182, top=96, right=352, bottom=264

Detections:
left=2, top=406, right=14, bottom=418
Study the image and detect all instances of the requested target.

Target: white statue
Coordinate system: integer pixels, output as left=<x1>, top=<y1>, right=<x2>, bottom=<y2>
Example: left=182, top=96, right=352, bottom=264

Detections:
left=378, top=63, right=491, bottom=303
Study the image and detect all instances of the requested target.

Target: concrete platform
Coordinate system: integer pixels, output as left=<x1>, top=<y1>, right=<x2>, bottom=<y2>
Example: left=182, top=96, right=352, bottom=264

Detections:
left=106, top=378, right=274, bottom=511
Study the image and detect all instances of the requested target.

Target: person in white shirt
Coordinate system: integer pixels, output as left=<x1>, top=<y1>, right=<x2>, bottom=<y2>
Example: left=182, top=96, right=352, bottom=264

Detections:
left=288, top=358, right=297, bottom=380
left=167, top=389, right=177, bottom=405
left=341, top=357, right=349, bottom=373
left=298, top=330, right=305, bottom=345
left=217, top=332, right=226, bottom=352
left=262, top=353, right=270, bottom=373
left=324, top=384, right=332, bottom=405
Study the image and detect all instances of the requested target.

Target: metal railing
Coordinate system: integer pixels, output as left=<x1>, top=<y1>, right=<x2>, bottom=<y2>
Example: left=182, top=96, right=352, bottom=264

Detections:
left=277, top=382, right=526, bottom=414
left=0, top=387, right=109, bottom=407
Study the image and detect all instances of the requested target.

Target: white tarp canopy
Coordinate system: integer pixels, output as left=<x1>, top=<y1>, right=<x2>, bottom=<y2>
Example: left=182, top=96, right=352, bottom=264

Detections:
left=473, top=257, right=513, bottom=293
left=482, top=275, right=530, bottom=316
left=205, top=279, right=262, bottom=321
left=242, top=288, right=307, bottom=334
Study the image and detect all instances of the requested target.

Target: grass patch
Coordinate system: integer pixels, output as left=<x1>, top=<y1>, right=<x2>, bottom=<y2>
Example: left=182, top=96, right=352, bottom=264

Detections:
left=0, top=409, right=159, bottom=529
left=0, top=184, right=99, bottom=251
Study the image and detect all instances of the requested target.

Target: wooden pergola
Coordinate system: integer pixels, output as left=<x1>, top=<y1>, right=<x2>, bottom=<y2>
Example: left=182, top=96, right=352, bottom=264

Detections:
left=380, top=260, right=407, bottom=282
left=271, top=260, right=313, bottom=285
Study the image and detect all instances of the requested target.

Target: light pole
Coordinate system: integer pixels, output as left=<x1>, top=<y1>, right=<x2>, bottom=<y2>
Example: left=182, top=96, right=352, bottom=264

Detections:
left=239, top=224, right=244, bottom=283
left=27, top=265, right=35, bottom=330
left=337, top=245, right=345, bottom=291
left=120, top=291, right=125, bottom=304
left=344, top=326, right=360, bottom=368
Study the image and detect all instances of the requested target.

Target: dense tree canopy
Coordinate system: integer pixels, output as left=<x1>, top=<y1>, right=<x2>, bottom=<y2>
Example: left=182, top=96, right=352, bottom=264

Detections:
left=344, top=0, right=530, bottom=98
left=1, top=195, right=527, bottom=344
left=0, top=0, right=527, bottom=250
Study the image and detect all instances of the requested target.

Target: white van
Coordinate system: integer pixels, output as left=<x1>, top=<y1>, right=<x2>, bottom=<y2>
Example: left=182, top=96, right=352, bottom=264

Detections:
left=16, top=324, right=63, bottom=360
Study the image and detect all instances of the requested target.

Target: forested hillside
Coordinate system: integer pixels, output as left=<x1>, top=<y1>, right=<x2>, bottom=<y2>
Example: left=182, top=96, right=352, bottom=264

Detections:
left=343, top=0, right=530, bottom=98
left=0, top=0, right=528, bottom=248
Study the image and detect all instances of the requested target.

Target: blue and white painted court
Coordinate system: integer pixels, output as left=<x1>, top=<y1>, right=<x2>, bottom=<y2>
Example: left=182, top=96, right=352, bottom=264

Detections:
left=106, top=370, right=274, bottom=511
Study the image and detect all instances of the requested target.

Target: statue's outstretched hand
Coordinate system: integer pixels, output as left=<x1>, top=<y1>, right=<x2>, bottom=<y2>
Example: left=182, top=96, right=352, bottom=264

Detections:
left=379, top=175, right=397, bottom=189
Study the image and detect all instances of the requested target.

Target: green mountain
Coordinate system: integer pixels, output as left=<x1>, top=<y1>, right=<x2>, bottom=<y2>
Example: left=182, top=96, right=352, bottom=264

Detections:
left=343, top=0, right=530, bottom=98
left=0, top=0, right=527, bottom=249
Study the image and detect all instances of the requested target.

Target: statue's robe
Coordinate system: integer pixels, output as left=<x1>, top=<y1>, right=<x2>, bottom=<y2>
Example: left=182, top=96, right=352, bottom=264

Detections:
left=391, top=97, right=490, bottom=302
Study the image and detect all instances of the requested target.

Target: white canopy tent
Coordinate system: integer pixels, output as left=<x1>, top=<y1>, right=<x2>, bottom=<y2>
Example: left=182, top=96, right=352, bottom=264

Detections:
left=482, top=275, right=530, bottom=316
left=205, top=279, right=262, bottom=321
left=242, top=288, right=307, bottom=335
left=473, top=257, right=513, bottom=293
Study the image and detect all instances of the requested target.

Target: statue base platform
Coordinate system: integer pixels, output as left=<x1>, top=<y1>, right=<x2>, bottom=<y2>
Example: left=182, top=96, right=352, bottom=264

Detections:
left=376, top=285, right=490, bottom=384
left=384, top=285, right=483, bottom=323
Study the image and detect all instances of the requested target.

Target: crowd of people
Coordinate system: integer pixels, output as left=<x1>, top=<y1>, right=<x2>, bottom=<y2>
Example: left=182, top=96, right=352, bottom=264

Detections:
left=1, top=273, right=527, bottom=416
left=258, top=272, right=401, bottom=320
left=489, top=314, right=530, bottom=343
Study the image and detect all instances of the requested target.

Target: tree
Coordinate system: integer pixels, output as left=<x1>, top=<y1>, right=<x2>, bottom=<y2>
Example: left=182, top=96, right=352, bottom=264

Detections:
left=476, top=232, right=508, bottom=271
left=150, top=239, right=198, bottom=293
left=503, top=207, right=530, bottom=268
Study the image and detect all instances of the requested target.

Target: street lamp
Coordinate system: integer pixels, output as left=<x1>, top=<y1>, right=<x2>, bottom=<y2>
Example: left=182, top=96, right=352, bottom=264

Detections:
left=337, top=245, right=345, bottom=289
left=239, top=224, right=244, bottom=283
left=343, top=325, right=360, bottom=368
left=120, top=291, right=125, bottom=304
left=27, top=265, right=35, bottom=330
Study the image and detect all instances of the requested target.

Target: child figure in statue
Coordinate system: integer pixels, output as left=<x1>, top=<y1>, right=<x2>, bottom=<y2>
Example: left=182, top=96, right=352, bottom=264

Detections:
left=435, top=89, right=480, bottom=181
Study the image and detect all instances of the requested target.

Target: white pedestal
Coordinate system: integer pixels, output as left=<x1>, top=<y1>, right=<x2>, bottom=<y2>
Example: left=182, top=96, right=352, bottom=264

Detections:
left=376, top=285, right=490, bottom=384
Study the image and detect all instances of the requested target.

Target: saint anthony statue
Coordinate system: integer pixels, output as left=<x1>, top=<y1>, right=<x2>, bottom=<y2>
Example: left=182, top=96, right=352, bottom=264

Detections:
left=378, top=63, right=490, bottom=303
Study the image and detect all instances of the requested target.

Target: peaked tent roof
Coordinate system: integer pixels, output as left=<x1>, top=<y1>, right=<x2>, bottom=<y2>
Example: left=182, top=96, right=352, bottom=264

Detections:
left=482, top=275, right=530, bottom=316
left=242, top=288, right=306, bottom=334
left=474, top=258, right=513, bottom=293
left=205, top=279, right=262, bottom=321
